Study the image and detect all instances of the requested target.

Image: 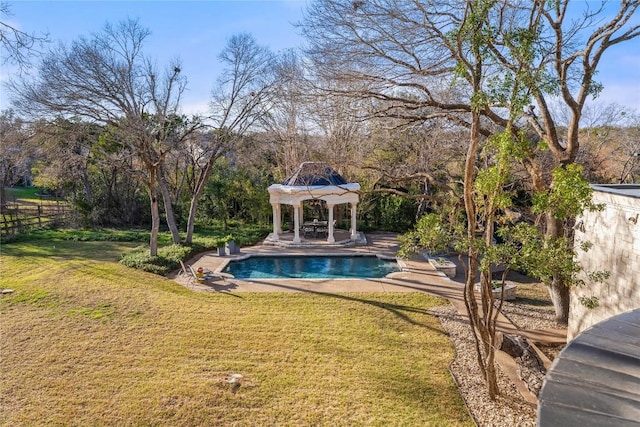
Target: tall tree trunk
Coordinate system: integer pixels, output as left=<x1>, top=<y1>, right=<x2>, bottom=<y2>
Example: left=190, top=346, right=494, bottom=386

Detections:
left=81, top=168, right=93, bottom=205
left=523, top=158, right=570, bottom=323
left=149, top=185, right=160, bottom=257
left=462, top=109, right=500, bottom=400
left=0, top=184, right=6, bottom=211
left=184, top=154, right=221, bottom=244
left=549, top=275, right=570, bottom=325
left=185, top=196, right=199, bottom=245
left=546, top=212, right=570, bottom=325
left=158, top=170, right=181, bottom=244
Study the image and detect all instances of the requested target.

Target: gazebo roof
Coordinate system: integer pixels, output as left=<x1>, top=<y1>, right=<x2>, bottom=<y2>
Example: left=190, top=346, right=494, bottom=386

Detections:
left=268, top=162, right=359, bottom=206
left=282, top=162, right=348, bottom=187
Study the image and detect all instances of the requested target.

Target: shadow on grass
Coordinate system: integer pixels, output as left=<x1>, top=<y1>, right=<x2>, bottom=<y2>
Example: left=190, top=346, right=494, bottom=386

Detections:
left=231, top=278, right=447, bottom=334
left=0, top=240, right=138, bottom=262
left=205, top=281, right=244, bottom=299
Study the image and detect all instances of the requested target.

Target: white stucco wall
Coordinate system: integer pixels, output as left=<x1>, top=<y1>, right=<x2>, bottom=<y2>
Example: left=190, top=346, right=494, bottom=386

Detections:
left=569, top=185, right=640, bottom=340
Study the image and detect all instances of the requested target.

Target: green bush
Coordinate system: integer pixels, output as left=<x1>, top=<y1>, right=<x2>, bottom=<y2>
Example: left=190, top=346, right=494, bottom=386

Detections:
left=118, top=225, right=270, bottom=275
left=191, top=222, right=271, bottom=247
left=5, top=222, right=271, bottom=275
left=119, top=244, right=194, bottom=275
left=359, top=193, right=417, bottom=232
left=2, top=228, right=153, bottom=244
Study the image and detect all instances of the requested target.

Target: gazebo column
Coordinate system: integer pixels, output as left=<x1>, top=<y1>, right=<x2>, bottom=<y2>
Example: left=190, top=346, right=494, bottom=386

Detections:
left=271, top=203, right=280, bottom=240
left=293, top=203, right=301, bottom=244
left=327, top=203, right=335, bottom=243
left=350, top=202, right=358, bottom=241
left=300, top=201, right=304, bottom=231
left=276, top=204, right=282, bottom=234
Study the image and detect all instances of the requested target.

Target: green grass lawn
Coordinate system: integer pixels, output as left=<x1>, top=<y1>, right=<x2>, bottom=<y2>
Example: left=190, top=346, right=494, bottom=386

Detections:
left=5, top=186, right=40, bottom=200
left=0, top=239, right=473, bottom=426
left=4, top=186, right=60, bottom=205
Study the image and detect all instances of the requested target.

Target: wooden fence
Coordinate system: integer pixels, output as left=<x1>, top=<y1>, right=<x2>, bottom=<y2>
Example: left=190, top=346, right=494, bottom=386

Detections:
left=1, top=202, right=72, bottom=237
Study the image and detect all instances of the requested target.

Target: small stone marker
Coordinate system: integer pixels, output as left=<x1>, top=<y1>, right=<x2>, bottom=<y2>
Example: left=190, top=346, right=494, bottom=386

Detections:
left=226, top=373, right=243, bottom=384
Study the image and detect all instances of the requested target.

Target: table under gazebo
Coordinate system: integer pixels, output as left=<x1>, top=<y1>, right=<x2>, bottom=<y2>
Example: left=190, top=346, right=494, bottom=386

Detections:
left=266, top=162, right=361, bottom=245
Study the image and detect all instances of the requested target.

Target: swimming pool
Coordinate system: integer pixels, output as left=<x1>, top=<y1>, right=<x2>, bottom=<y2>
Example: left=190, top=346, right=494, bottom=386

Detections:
left=223, top=255, right=400, bottom=279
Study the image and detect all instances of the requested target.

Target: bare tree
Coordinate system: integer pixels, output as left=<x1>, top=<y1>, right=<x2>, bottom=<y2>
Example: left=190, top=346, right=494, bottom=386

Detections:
left=29, top=119, right=99, bottom=206
left=573, top=104, right=637, bottom=182
left=183, top=33, right=275, bottom=243
left=509, top=1, right=639, bottom=323
left=301, top=0, right=640, bottom=324
left=301, top=0, right=640, bottom=400
left=259, top=49, right=314, bottom=177
left=9, top=19, right=200, bottom=255
left=362, top=118, right=468, bottom=219
left=307, top=81, right=367, bottom=171
left=0, top=109, right=32, bottom=207
left=0, top=2, right=48, bottom=71
left=617, top=115, right=640, bottom=183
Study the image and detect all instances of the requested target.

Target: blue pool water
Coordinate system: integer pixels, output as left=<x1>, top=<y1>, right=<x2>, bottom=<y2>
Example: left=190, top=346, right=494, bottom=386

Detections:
left=224, top=255, right=400, bottom=279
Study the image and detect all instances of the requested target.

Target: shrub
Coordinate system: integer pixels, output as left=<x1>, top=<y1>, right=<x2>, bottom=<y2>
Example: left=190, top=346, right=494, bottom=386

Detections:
left=119, top=244, right=193, bottom=275
left=5, top=222, right=271, bottom=275
left=2, top=228, right=153, bottom=244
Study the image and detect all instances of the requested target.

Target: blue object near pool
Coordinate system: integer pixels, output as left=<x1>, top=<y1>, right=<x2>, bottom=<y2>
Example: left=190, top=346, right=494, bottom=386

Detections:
left=223, top=255, right=400, bottom=279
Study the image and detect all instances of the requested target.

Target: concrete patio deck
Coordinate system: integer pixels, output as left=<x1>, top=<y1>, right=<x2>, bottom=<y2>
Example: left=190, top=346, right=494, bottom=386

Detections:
left=263, top=228, right=366, bottom=247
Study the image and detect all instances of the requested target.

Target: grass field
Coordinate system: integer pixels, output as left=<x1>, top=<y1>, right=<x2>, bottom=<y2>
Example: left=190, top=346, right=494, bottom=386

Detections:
left=0, top=239, right=473, bottom=426
left=4, top=186, right=61, bottom=205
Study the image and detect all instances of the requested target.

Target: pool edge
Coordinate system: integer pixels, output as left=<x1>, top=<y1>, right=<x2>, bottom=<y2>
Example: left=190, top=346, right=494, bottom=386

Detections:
left=218, top=252, right=402, bottom=280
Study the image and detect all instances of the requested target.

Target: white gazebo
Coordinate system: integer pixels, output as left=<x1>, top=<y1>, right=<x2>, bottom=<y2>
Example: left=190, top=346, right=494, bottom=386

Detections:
left=267, top=162, right=361, bottom=245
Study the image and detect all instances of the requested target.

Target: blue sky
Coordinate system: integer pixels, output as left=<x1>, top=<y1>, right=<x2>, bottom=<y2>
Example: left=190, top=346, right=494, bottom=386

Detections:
left=1, top=1, right=308, bottom=114
left=1, top=0, right=639, bottom=116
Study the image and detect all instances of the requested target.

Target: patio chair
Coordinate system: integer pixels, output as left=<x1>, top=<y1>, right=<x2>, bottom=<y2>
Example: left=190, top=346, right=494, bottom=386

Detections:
left=303, top=225, right=315, bottom=238
left=180, top=261, right=225, bottom=285
left=316, top=226, right=328, bottom=238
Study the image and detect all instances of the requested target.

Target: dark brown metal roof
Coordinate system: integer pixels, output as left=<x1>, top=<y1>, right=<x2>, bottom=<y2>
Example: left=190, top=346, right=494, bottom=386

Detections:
left=538, top=308, right=640, bottom=426
left=281, top=162, right=348, bottom=187
left=591, top=184, right=640, bottom=198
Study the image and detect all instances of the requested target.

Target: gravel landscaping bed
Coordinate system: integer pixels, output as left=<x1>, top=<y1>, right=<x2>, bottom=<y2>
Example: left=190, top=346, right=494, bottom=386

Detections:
left=430, top=303, right=562, bottom=427
left=500, top=300, right=560, bottom=331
